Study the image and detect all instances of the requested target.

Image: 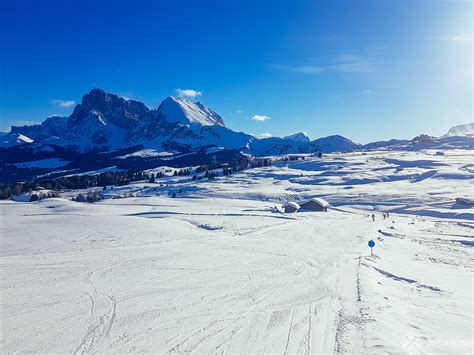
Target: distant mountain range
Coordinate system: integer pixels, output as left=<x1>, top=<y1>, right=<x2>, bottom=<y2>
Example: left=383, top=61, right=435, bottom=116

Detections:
left=0, top=89, right=358, bottom=155
left=0, top=88, right=472, bottom=183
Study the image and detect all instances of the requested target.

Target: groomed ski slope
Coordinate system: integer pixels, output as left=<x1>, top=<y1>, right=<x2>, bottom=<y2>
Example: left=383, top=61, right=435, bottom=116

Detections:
left=1, top=149, right=473, bottom=353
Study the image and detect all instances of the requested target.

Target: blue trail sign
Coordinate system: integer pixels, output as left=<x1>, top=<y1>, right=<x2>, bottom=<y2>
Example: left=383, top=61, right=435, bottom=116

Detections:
left=368, top=240, right=375, bottom=255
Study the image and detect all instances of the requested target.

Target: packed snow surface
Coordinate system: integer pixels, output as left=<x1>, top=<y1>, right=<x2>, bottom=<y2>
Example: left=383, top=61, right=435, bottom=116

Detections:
left=1, top=149, right=473, bottom=353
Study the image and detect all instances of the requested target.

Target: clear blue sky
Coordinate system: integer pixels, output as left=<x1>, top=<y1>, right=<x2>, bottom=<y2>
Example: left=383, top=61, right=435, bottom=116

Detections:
left=0, top=0, right=472, bottom=143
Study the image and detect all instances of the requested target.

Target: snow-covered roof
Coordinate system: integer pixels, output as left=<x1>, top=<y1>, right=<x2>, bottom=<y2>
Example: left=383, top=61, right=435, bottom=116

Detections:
left=304, top=198, right=330, bottom=207
left=282, top=202, right=300, bottom=209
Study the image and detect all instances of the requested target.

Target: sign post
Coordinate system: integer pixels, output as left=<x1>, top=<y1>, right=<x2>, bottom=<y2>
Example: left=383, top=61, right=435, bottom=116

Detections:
left=368, top=240, right=375, bottom=256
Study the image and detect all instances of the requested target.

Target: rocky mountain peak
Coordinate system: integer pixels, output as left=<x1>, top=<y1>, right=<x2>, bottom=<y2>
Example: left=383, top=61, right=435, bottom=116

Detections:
left=158, top=96, right=225, bottom=127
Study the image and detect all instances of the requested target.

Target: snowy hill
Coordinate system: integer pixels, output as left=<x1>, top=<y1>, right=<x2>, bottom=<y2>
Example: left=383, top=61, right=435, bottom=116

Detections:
left=442, top=123, right=474, bottom=138
left=247, top=135, right=359, bottom=156
left=312, top=135, right=360, bottom=152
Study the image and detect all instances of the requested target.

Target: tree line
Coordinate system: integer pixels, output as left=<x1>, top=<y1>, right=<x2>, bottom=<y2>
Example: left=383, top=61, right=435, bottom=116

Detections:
left=0, top=157, right=268, bottom=200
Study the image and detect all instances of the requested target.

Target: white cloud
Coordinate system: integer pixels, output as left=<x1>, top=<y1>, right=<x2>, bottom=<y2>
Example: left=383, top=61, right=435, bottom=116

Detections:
left=432, top=34, right=473, bottom=42
left=363, top=89, right=372, bottom=94
left=251, top=114, right=271, bottom=121
left=175, top=89, right=203, bottom=98
left=271, top=64, right=324, bottom=74
left=331, top=55, right=375, bottom=73
left=52, top=99, right=76, bottom=108
left=255, top=133, right=272, bottom=139
left=273, top=54, right=375, bottom=75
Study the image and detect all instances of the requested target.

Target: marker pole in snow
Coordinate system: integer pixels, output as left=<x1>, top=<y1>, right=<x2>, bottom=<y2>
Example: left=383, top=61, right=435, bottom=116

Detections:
left=368, top=240, right=375, bottom=256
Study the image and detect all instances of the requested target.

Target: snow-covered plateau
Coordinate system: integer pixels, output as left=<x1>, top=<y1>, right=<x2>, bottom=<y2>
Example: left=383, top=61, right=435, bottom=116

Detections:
left=1, top=148, right=473, bottom=353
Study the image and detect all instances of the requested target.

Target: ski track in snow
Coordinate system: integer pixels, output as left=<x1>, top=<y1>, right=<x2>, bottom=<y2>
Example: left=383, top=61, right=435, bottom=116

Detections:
left=1, top=149, right=473, bottom=353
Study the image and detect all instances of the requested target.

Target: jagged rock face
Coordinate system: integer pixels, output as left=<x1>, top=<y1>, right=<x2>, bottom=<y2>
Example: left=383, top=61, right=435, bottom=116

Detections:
left=2, top=88, right=361, bottom=155
left=7, top=89, right=251, bottom=152
left=60, top=89, right=150, bottom=151
left=410, top=134, right=437, bottom=144
left=68, top=89, right=149, bottom=130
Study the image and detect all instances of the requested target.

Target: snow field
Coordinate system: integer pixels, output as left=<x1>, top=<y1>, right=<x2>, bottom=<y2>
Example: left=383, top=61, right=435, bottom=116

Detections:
left=1, top=149, right=473, bottom=353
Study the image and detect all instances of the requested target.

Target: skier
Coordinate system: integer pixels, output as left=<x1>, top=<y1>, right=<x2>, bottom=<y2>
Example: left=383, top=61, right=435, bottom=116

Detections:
left=371, top=213, right=375, bottom=222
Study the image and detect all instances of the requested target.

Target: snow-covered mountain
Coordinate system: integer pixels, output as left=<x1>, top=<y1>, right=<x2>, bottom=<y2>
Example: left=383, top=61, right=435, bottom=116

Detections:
left=442, top=123, right=474, bottom=138
left=157, top=97, right=225, bottom=126
left=4, top=89, right=253, bottom=152
left=312, top=135, right=360, bottom=152
left=1, top=88, right=359, bottom=156
left=10, top=116, right=68, bottom=144
left=283, top=132, right=310, bottom=142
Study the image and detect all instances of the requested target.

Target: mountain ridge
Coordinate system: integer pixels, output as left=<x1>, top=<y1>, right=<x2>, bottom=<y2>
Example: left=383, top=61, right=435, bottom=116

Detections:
left=442, top=123, right=474, bottom=138
left=2, top=88, right=358, bottom=155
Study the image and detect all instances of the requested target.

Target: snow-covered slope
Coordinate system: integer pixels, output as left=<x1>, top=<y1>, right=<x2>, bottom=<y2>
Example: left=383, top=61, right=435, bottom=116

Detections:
left=284, top=132, right=310, bottom=142
left=157, top=97, right=225, bottom=126
left=0, top=132, right=34, bottom=148
left=312, top=135, right=360, bottom=153
left=2, top=149, right=473, bottom=353
left=442, top=123, right=474, bottom=138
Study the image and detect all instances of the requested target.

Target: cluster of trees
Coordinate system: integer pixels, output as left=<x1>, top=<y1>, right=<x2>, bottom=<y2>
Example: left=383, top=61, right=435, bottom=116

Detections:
left=173, top=168, right=192, bottom=176
left=89, top=170, right=154, bottom=187
left=251, top=158, right=273, bottom=167
left=29, top=190, right=61, bottom=202
left=0, top=182, right=57, bottom=200
left=170, top=187, right=183, bottom=198
left=275, top=154, right=321, bottom=162
left=112, top=192, right=137, bottom=199
left=0, top=170, right=157, bottom=199
left=73, top=191, right=104, bottom=203
left=280, top=156, right=305, bottom=161
left=148, top=172, right=164, bottom=183
left=1, top=155, right=254, bottom=200
left=222, top=168, right=233, bottom=176
left=205, top=171, right=217, bottom=180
